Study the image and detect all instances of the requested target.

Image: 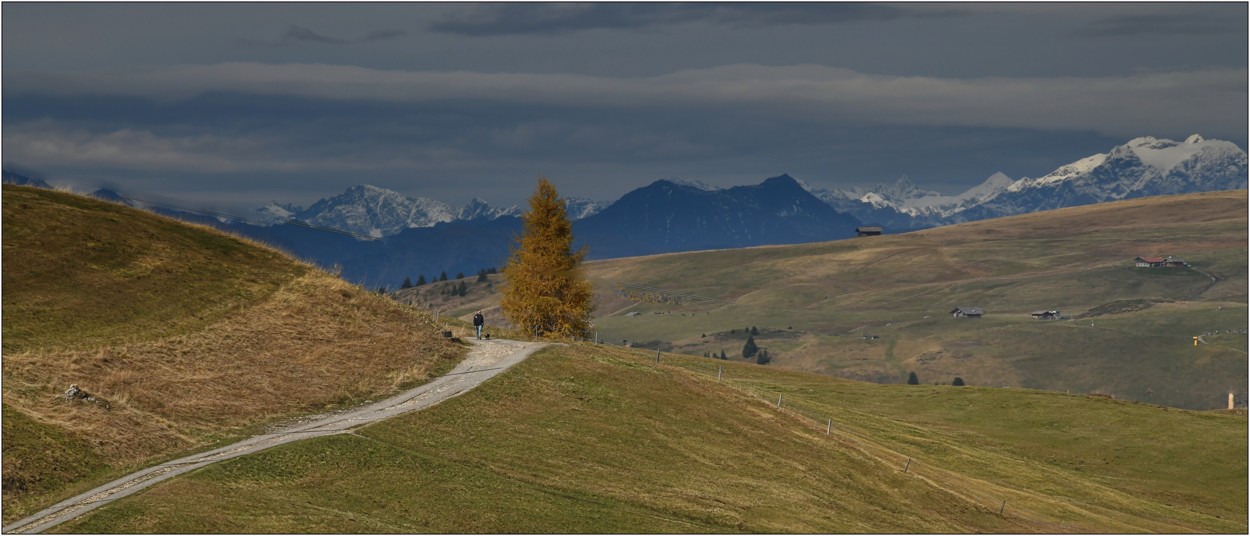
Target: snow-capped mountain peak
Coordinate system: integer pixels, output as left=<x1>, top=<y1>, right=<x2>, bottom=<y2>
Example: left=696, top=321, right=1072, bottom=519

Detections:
left=252, top=201, right=303, bottom=225
left=295, top=185, right=456, bottom=237
left=459, top=197, right=520, bottom=221
left=806, top=134, right=1244, bottom=230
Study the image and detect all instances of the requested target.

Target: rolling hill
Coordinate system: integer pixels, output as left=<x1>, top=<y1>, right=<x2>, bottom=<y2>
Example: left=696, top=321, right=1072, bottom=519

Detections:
left=6, top=185, right=1244, bottom=533
left=403, top=190, right=1247, bottom=410
left=1, top=185, right=464, bottom=524
left=49, top=344, right=1247, bottom=533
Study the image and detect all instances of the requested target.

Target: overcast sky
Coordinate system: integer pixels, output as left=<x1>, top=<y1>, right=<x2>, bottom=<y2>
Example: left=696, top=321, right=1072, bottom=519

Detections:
left=3, top=2, right=1246, bottom=212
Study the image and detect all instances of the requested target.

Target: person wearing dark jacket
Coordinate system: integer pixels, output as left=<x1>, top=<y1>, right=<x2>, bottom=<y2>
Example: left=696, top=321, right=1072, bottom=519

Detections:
left=473, top=310, right=485, bottom=340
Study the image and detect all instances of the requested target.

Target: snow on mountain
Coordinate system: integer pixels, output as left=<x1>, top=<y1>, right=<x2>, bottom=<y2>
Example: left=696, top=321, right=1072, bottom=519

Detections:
left=954, top=134, right=1247, bottom=222
left=802, top=134, right=1245, bottom=230
left=458, top=197, right=521, bottom=221
left=296, top=185, right=457, bottom=238
left=252, top=201, right=303, bottom=225
left=564, top=196, right=609, bottom=220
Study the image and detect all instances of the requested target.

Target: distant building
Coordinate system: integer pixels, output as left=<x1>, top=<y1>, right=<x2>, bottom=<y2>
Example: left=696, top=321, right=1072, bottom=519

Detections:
left=1162, top=256, right=1189, bottom=268
left=1135, top=256, right=1189, bottom=268
left=856, top=226, right=883, bottom=237
left=950, top=307, right=984, bottom=318
left=1031, top=310, right=1060, bottom=320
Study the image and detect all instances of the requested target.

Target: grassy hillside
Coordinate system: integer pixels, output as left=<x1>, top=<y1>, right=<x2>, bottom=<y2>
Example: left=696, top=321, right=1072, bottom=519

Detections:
left=54, top=344, right=1246, bottom=533
left=585, top=191, right=1248, bottom=409
left=1, top=185, right=464, bottom=523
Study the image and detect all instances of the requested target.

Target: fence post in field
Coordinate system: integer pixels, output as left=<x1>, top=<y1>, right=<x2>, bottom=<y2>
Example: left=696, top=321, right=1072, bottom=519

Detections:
left=656, top=349, right=661, bottom=364
left=904, top=458, right=911, bottom=473
left=777, top=394, right=783, bottom=408
left=999, top=500, right=1006, bottom=516
left=1230, top=392, right=1235, bottom=410
left=826, top=418, right=831, bottom=435
left=718, top=366, right=723, bottom=381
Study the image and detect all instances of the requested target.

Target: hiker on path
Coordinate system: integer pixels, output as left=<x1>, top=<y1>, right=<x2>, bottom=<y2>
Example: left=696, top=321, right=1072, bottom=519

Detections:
left=473, top=310, right=485, bottom=340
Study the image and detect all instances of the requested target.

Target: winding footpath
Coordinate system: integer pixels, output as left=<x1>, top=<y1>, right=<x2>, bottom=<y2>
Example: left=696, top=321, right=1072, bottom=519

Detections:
left=3, top=338, right=548, bottom=534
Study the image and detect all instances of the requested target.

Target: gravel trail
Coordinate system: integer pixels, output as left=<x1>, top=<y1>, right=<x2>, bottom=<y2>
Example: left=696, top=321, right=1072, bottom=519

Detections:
left=3, top=338, right=548, bottom=534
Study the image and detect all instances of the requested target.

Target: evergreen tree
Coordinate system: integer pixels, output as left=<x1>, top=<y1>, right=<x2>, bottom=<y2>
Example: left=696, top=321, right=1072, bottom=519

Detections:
left=477, top=269, right=489, bottom=283
left=456, top=272, right=465, bottom=280
left=756, top=349, right=771, bottom=365
left=456, top=281, right=468, bottom=297
left=750, top=326, right=759, bottom=336
left=416, top=274, right=427, bottom=286
left=720, top=350, right=727, bottom=359
left=952, top=377, right=965, bottom=386
left=742, top=335, right=758, bottom=359
left=907, top=371, right=920, bottom=385
left=439, top=271, right=448, bottom=282
left=401, top=276, right=413, bottom=289
left=500, top=177, right=594, bottom=338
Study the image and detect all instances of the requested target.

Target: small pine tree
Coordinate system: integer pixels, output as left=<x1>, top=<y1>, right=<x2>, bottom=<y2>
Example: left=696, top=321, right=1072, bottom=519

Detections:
left=750, top=326, right=759, bottom=336
left=907, top=371, right=920, bottom=385
left=756, top=349, right=771, bottom=365
left=456, top=281, right=468, bottom=297
left=477, top=269, right=488, bottom=283
left=456, top=272, right=465, bottom=280
left=953, top=377, right=965, bottom=386
left=742, top=335, right=758, bottom=359
left=720, top=350, right=727, bottom=359
left=401, top=276, right=413, bottom=289
left=416, top=275, right=427, bottom=286
left=439, top=271, right=448, bottom=282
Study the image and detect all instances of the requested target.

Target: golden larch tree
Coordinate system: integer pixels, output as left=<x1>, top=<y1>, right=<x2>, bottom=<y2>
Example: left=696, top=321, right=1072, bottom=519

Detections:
left=500, top=177, right=594, bottom=338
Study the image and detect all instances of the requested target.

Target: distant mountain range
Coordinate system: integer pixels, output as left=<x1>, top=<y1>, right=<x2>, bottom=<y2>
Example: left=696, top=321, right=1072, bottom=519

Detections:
left=5, top=134, right=1245, bottom=287
left=809, top=134, right=1247, bottom=229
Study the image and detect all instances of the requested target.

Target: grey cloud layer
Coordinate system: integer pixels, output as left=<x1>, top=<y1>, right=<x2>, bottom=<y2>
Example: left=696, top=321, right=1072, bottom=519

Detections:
left=429, top=3, right=915, bottom=36
left=8, top=63, right=1245, bottom=140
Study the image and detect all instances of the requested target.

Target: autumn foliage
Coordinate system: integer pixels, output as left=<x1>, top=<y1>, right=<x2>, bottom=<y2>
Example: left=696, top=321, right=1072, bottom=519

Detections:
left=500, top=178, right=594, bottom=338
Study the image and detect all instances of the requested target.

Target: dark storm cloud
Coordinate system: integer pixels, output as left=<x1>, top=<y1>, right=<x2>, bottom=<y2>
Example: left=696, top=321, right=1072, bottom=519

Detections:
left=1075, top=13, right=1244, bottom=37
left=429, top=2, right=915, bottom=36
left=241, top=24, right=408, bottom=47
left=2, top=2, right=1246, bottom=210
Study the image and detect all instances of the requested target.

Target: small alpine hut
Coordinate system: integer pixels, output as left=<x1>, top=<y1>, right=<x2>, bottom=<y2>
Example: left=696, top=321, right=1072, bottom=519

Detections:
left=856, top=226, right=884, bottom=237
left=1031, top=310, right=1060, bottom=320
left=950, top=307, right=984, bottom=318
left=1135, top=256, right=1165, bottom=268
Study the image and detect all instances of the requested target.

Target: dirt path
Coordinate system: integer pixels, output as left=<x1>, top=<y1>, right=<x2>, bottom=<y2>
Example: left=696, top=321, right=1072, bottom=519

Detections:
left=2, top=338, right=548, bottom=534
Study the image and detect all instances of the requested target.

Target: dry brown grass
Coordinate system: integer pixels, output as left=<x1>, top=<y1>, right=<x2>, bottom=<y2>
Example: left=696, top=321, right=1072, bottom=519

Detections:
left=2, top=186, right=466, bottom=520
left=3, top=271, right=462, bottom=466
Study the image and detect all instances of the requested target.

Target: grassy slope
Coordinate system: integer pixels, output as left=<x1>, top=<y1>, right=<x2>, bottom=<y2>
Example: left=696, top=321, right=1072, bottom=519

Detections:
left=56, top=344, right=1245, bottom=533
left=1, top=185, right=464, bottom=523
left=584, top=191, right=1248, bottom=409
